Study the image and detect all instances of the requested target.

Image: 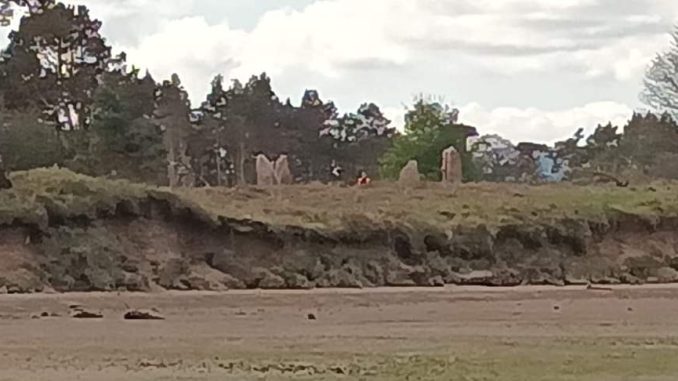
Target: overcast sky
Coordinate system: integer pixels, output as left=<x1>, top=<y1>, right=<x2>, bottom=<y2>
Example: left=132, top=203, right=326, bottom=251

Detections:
left=3, top=0, right=678, bottom=143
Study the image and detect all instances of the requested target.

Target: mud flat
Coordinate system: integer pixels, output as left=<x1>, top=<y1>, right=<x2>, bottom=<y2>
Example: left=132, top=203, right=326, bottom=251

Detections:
left=1, top=285, right=678, bottom=380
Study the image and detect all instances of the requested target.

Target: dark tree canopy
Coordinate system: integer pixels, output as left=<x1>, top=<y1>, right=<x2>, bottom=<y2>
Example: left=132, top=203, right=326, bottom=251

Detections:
left=0, top=0, right=123, bottom=130
left=3, top=0, right=678, bottom=190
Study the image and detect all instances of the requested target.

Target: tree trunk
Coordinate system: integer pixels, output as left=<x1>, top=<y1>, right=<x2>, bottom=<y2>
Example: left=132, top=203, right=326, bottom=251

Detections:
left=167, top=143, right=178, bottom=188
left=237, top=142, right=246, bottom=185
left=215, top=149, right=222, bottom=186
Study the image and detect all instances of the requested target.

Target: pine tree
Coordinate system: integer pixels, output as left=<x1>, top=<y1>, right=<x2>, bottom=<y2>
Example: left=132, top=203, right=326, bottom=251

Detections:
left=0, top=0, right=121, bottom=130
left=153, top=74, right=194, bottom=187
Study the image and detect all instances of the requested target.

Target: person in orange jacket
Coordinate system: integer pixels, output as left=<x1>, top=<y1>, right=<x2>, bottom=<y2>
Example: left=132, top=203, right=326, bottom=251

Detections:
left=356, top=170, right=371, bottom=186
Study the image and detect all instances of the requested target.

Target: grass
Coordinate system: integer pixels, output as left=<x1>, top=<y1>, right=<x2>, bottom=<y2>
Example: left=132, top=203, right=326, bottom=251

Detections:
left=118, top=337, right=678, bottom=380
left=3, top=167, right=678, bottom=233
left=223, top=337, right=678, bottom=380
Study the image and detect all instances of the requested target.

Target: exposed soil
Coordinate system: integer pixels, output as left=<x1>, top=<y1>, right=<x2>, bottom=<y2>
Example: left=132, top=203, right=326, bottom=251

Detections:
left=3, top=194, right=678, bottom=293
left=2, top=169, right=678, bottom=293
left=2, top=286, right=678, bottom=380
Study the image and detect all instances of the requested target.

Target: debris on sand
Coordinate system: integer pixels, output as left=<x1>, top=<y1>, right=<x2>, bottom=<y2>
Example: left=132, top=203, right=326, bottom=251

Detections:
left=69, top=305, right=103, bottom=319
left=30, top=311, right=61, bottom=320
left=124, top=309, right=165, bottom=320
left=587, top=284, right=613, bottom=292
left=71, top=309, right=104, bottom=319
left=307, top=313, right=317, bottom=321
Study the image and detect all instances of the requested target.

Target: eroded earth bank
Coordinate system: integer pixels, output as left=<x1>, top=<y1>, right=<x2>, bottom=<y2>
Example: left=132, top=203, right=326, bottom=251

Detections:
left=3, top=168, right=678, bottom=293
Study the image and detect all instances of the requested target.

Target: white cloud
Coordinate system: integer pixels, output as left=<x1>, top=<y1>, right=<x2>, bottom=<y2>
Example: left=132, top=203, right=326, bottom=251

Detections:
left=122, top=16, right=246, bottom=100
left=3, top=0, right=677, bottom=143
left=458, top=101, right=635, bottom=143
left=383, top=101, right=635, bottom=144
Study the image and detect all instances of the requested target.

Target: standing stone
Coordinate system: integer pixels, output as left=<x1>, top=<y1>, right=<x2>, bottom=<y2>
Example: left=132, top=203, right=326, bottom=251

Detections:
left=399, top=160, right=421, bottom=185
left=441, top=146, right=462, bottom=185
left=256, top=154, right=275, bottom=186
left=274, top=154, right=293, bottom=185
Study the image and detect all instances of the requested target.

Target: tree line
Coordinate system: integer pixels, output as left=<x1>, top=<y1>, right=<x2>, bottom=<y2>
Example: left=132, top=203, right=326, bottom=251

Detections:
left=1, top=0, right=678, bottom=186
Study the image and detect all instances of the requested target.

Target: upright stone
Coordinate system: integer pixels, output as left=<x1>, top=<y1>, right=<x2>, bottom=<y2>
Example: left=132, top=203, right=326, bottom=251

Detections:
left=274, top=154, right=293, bottom=185
left=441, top=146, right=462, bottom=185
left=399, top=160, right=421, bottom=185
left=255, top=154, right=275, bottom=186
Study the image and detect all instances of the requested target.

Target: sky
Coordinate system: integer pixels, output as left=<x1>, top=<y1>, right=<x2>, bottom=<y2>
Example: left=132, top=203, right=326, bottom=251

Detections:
left=2, top=0, right=678, bottom=143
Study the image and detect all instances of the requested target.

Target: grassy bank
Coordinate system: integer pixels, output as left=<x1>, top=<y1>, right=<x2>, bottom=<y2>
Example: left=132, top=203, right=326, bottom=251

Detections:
left=3, top=167, right=678, bottom=232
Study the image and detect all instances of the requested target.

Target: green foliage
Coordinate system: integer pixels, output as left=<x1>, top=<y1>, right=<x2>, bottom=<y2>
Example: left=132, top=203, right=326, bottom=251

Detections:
left=559, top=112, right=678, bottom=181
left=380, top=98, right=478, bottom=181
left=0, top=108, right=64, bottom=170
left=68, top=72, right=167, bottom=184
left=40, top=226, right=127, bottom=291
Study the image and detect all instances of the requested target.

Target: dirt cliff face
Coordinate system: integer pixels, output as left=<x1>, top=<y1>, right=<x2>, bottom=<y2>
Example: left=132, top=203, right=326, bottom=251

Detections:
left=2, top=168, right=678, bottom=293
left=2, top=194, right=678, bottom=293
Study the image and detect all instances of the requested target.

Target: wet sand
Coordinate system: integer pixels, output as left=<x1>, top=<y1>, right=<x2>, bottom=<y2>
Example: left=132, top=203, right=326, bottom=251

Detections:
left=2, top=285, right=678, bottom=380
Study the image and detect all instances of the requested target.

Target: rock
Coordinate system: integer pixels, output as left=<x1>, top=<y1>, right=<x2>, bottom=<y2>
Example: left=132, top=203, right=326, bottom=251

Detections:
left=523, top=268, right=564, bottom=286
left=447, top=270, right=494, bottom=286
left=120, top=272, right=150, bottom=292
left=363, top=260, right=386, bottom=286
left=307, top=313, right=317, bottom=321
left=564, top=276, right=590, bottom=286
left=625, top=256, right=664, bottom=279
left=619, top=273, right=644, bottom=285
left=284, top=273, right=314, bottom=290
left=490, top=269, right=523, bottom=287
left=7, top=285, right=21, bottom=294
left=185, top=276, right=216, bottom=291
left=71, top=309, right=103, bottom=319
left=398, top=160, right=421, bottom=185
left=428, top=276, right=446, bottom=287
left=409, top=266, right=432, bottom=285
left=385, top=273, right=417, bottom=287
left=586, top=284, right=613, bottom=291
left=256, top=154, right=276, bottom=186
left=590, top=276, right=621, bottom=285
left=441, top=146, right=463, bottom=185
left=257, top=270, right=286, bottom=290
left=121, top=260, right=140, bottom=274
left=385, top=266, right=418, bottom=287
left=221, top=274, right=247, bottom=290
left=156, top=258, right=189, bottom=290
left=274, top=155, right=293, bottom=185
left=669, top=257, right=678, bottom=271
left=2, top=269, right=44, bottom=293
left=317, top=269, right=363, bottom=289
left=124, top=309, right=165, bottom=320
left=657, top=267, right=678, bottom=283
